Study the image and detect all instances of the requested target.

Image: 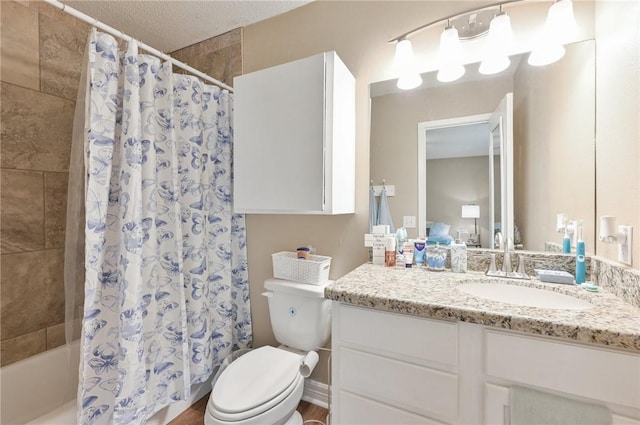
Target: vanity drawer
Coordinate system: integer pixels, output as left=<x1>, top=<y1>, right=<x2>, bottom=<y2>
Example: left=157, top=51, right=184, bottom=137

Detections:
left=337, top=391, right=448, bottom=425
left=339, top=347, right=458, bottom=421
left=336, top=304, right=458, bottom=366
left=485, top=330, right=640, bottom=408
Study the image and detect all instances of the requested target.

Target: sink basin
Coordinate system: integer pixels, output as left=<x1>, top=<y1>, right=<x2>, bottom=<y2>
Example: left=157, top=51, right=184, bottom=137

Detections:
left=457, top=282, right=593, bottom=310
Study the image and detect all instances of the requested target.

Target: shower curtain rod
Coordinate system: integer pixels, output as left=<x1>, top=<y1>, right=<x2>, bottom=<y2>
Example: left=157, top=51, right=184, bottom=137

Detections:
left=43, top=0, right=234, bottom=92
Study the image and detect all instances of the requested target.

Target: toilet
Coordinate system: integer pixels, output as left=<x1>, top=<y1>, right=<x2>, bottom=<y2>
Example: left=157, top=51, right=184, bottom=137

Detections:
left=204, top=278, right=332, bottom=425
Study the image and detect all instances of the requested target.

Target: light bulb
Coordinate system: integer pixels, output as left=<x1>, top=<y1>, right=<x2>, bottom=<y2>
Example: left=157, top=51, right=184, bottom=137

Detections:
left=528, top=0, right=576, bottom=67
left=547, top=0, right=578, bottom=45
left=394, top=39, right=422, bottom=90
left=479, top=12, right=513, bottom=75
left=437, top=25, right=465, bottom=83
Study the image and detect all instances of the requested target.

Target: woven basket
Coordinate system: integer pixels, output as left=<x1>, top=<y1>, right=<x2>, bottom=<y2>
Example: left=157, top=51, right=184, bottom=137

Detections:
left=272, top=251, right=332, bottom=285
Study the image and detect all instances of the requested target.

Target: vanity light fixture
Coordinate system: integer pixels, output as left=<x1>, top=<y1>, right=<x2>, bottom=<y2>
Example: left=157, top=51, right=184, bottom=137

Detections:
left=395, top=38, right=423, bottom=90
left=528, top=0, right=577, bottom=66
left=437, top=22, right=466, bottom=83
left=479, top=8, right=514, bottom=75
left=389, top=0, right=579, bottom=89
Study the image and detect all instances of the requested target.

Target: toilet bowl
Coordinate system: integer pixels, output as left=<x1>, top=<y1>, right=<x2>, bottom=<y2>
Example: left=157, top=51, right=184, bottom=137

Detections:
left=205, top=278, right=332, bottom=425
left=205, top=346, right=305, bottom=425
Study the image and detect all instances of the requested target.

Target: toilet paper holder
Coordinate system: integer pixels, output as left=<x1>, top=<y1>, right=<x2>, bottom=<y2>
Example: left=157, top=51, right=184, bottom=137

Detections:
left=299, top=351, right=319, bottom=378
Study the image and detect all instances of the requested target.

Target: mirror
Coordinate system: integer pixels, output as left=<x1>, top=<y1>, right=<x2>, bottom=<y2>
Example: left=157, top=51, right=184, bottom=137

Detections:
left=370, top=39, right=595, bottom=253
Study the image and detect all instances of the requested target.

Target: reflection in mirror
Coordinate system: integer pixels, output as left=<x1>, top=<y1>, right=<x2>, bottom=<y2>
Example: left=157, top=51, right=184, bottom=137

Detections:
left=370, top=40, right=595, bottom=253
left=418, top=116, right=494, bottom=248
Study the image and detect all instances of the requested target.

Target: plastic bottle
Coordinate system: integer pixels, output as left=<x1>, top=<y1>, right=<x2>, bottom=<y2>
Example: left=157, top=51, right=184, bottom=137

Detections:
left=403, top=240, right=414, bottom=268
left=385, top=236, right=396, bottom=267
left=414, top=239, right=426, bottom=266
left=562, top=226, right=571, bottom=254
left=575, top=220, right=586, bottom=284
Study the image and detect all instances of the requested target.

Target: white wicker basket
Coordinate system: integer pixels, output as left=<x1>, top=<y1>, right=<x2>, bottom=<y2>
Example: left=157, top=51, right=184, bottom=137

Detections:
left=272, top=251, right=332, bottom=285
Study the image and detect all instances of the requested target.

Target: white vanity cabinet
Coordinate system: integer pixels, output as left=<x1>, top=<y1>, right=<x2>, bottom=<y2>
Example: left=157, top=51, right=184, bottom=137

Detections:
left=331, top=303, right=640, bottom=425
left=233, top=51, right=355, bottom=214
left=331, top=304, right=460, bottom=424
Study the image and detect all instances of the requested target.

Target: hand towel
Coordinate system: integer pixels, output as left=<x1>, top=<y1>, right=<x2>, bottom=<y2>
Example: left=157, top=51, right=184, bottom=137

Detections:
left=510, top=386, right=611, bottom=425
left=377, top=187, right=395, bottom=233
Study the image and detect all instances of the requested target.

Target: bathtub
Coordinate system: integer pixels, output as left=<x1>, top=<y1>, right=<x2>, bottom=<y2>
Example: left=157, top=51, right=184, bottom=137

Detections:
left=1, top=340, right=211, bottom=425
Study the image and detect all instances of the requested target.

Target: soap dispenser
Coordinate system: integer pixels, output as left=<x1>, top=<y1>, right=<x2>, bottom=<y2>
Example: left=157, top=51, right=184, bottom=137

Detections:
left=575, top=220, right=586, bottom=284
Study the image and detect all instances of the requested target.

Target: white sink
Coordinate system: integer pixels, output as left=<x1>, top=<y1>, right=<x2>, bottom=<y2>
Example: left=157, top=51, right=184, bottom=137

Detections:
left=457, top=282, right=593, bottom=310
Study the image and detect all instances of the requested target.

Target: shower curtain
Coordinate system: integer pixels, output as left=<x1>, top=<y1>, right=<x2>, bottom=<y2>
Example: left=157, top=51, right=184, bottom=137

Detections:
left=74, top=29, right=252, bottom=425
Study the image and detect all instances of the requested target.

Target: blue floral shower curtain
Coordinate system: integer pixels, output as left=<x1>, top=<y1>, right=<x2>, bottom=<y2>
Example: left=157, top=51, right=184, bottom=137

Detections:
left=78, top=30, right=252, bottom=425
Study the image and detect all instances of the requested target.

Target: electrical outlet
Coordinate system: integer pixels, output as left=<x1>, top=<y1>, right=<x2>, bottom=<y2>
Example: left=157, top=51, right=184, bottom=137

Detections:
left=403, top=216, right=416, bottom=229
left=618, top=225, right=633, bottom=266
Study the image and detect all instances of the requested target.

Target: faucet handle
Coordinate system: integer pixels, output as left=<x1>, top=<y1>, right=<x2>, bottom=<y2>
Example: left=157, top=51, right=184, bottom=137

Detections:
left=516, top=254, right=530, bottom=279
left=486, top=253, right=498, bottom=275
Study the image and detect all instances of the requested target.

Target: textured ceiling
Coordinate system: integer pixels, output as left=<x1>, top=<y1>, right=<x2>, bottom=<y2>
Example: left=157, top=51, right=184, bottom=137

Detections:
left=64, top=0, right=312, bottom=52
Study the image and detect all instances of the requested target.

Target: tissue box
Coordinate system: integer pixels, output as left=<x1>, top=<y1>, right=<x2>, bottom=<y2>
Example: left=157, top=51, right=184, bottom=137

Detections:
left=450, top=243, right=467, bottom=273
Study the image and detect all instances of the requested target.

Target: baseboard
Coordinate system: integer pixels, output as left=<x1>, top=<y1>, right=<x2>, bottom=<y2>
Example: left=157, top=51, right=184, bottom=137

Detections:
left=302, top=379, right=330, bottom=409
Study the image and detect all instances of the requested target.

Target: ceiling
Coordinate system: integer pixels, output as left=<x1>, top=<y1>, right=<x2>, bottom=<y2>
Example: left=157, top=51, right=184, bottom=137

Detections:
left=64, top=0, right=313, bottom=53
left=425, top=122, right=490, bottom=160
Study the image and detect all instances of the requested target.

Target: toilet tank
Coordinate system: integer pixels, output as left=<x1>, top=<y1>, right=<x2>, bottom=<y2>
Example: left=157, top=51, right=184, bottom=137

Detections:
left=263, top=278, right=332, bottom=352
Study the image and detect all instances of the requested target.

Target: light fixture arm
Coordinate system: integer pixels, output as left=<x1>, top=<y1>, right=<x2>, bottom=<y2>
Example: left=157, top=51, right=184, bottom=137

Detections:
left=388, top=0, right=522, bottom=43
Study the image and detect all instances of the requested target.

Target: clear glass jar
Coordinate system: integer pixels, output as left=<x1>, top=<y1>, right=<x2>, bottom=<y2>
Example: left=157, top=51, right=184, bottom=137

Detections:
left=426, top=244, right=446, bottom=271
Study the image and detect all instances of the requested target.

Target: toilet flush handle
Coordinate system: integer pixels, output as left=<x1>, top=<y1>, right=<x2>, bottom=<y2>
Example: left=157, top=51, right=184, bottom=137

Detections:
left=261, top=291, right=273, bottom=298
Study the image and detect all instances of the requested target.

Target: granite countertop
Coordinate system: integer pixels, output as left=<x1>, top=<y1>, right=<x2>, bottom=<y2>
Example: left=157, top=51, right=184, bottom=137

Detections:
left=325, top=263, right=640, bottom=353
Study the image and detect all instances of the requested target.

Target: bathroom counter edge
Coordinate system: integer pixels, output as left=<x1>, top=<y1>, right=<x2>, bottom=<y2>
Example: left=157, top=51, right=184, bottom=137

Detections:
left=325, top=263, right=640, bottom=353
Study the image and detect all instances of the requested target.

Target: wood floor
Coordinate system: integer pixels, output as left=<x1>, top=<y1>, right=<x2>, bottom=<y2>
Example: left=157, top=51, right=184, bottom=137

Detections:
left=168, top=393, right=329, bottom=425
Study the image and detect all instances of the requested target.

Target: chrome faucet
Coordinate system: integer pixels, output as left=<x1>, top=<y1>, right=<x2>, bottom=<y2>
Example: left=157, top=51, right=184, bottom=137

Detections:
left=486, top=241, right=530, bottom=280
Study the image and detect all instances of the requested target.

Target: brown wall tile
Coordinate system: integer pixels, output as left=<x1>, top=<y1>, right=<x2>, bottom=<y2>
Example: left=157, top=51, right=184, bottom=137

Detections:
left=45, top=322, right=65, bottom=349
left=0, top=1, right=40, bottom=90
left=0, top=0, right=88, bottom=366
left=44, top=318, right=82, bottom=350
left=0, top=329, right=46, bottom=366
left=35, top=1, right=92, bottom=32
left=39, top=11, right=90, bottom=101
left=1, top=82, right=74, bottom=172
left=1, top=169, right=44, bottom=254
left=171, top=28, right=242, bottom=88
left=44, top=172, right=68, bottom=249
left=1, top=249, right=65, bottom=340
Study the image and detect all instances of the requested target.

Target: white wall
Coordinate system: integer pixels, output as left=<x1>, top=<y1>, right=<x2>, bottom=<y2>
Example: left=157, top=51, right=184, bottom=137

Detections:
left=514, top=40, right=596, bottom=253
left=595, top=0, right=640, bottom=267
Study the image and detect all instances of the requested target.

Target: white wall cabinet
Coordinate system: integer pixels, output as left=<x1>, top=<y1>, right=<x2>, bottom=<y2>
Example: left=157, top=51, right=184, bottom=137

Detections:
left=233, top=51, right=355, bottom=214
left=331, top=303, right=640, bottom=425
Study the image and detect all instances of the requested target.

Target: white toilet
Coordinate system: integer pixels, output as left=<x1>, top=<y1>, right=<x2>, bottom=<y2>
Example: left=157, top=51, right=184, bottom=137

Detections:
left=204, top=278, right=332, bottom=425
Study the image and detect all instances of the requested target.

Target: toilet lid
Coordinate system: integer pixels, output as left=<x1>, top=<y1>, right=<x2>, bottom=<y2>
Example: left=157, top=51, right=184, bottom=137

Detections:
left=212, top=346, right=301, bottom=414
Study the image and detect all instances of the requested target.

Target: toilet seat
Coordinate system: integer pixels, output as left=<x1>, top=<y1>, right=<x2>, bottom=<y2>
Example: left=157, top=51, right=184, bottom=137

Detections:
left=209, top=346, right=303, bottom=423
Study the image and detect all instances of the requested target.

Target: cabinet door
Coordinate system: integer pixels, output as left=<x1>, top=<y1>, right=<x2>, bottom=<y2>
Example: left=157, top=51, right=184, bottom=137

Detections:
left=234, top=54, right=325, bottom=213
left=484, top=383, right=509, bottom=425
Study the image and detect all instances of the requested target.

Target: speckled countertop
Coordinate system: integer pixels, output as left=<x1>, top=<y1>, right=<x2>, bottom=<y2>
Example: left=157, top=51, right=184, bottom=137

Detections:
left=325, top=263, right=640, bottom=353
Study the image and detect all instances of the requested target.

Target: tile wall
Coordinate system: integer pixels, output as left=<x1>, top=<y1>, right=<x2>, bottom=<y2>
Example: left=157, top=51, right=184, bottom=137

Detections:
left=0, top=2, right=242, bottom=366
left=171, top=28, right=242, bottom=88
left=0, top=0, right=90, bottom=366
